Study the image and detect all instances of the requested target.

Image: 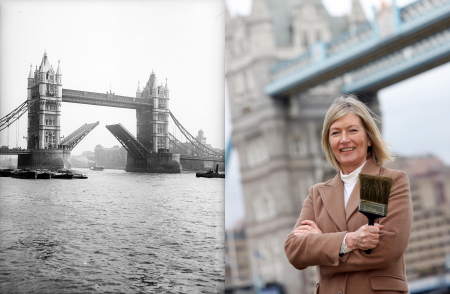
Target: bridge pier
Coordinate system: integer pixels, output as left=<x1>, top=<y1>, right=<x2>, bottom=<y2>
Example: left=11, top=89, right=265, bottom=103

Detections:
left=125, top=151, right=181, bottom=173
left=17, top=150, right=70, bottom=170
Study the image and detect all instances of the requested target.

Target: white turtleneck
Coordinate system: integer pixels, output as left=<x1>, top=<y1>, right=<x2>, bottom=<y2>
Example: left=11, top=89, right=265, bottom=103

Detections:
left=339, top=160, right=367, bottom=255
left=340, top=160, right=366, bottom=207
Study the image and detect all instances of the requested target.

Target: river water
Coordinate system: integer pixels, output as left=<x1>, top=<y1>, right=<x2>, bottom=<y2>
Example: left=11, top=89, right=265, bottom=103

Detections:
left=0, top=169, right=224, bottom=293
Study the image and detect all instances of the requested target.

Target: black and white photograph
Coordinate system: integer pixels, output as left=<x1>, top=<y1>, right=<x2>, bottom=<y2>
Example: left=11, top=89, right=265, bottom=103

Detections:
left=0, top=0, right=224, bottom=293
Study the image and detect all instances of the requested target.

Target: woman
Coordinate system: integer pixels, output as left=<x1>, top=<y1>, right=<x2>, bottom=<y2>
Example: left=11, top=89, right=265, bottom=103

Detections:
left=284, top=95, right=412, bottom=294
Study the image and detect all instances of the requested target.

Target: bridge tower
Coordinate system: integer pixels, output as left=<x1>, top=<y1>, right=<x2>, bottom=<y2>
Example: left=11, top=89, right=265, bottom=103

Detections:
left=136, top=71, right=169, bottom=152
left=19, top=52, right=67, bottom=169
left=27, top=52, right=62, bottom=150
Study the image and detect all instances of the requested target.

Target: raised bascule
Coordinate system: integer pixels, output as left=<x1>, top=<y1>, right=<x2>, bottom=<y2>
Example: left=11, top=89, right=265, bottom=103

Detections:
left=0, top=52, right=224, bottom=172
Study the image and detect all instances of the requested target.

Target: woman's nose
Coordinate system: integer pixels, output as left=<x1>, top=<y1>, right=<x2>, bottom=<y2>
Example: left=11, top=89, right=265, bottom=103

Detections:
left=340, top=132, right=350, bottom=143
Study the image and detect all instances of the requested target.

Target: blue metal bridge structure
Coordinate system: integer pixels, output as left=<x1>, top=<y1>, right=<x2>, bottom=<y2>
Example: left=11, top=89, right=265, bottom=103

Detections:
left=265, top=0, right=450, bottom=97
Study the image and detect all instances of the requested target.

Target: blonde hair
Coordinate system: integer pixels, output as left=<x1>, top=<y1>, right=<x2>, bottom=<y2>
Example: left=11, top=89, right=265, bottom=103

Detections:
left=321, top=95, right=392, bottom=170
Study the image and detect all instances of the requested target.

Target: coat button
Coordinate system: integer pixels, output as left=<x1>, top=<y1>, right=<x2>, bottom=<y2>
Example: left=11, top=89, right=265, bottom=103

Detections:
left=337, top=291, right=343, bottom=294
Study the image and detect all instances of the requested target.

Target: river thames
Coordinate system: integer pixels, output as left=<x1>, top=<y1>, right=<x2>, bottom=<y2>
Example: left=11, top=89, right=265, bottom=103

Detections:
left=0, top=169, right=224, bottom=293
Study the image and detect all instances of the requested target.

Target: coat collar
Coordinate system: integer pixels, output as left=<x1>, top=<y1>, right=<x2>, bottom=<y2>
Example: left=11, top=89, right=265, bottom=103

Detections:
left=318, top=159, right=381, bottom=230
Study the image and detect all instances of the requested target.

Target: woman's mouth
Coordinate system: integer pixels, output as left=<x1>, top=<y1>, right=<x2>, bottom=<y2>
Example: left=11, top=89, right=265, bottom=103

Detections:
left=340, top=147, right=356, bottom=152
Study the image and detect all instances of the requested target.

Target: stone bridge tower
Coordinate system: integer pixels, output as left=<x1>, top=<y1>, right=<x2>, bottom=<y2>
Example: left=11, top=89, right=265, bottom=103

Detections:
left=19, top=52, right=67, bottom=170
left=27, top=52, right=62, bottom=150
left=135, top=71, right=169, bottom=153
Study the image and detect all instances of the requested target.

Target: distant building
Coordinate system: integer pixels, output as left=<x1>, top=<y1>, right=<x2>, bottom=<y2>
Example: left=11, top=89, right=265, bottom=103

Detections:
left=196, top=130, right=207, bottom=145
left=94, top=145, right=127, bottom=169
left=386, top=155, right=450, bottom=281
left=70, top=150, right=95, bottom=168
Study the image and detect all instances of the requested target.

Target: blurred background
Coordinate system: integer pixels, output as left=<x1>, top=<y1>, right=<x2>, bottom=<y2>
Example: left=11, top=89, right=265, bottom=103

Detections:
left=224, top=0, right=450, bottom=293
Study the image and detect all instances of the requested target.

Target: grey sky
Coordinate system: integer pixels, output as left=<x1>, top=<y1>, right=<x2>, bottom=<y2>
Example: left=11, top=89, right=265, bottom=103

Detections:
left=224, top=0, right=450, bottom=228
left=0, top=0, right=224, bottom=154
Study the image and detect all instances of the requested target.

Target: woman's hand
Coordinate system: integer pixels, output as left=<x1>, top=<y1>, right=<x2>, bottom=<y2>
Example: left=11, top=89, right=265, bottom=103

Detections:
left=293, top=220, right=322, bottom=236
left=346, top=224, right=384, bottom=251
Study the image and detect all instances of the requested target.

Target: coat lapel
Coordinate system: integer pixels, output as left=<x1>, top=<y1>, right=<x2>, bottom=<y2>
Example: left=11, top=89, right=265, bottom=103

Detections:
left=318, top=175, right=347, bottom=232
left=345, top=182, right=360, bottom=221
left=345, top=159, right=381, bottom=221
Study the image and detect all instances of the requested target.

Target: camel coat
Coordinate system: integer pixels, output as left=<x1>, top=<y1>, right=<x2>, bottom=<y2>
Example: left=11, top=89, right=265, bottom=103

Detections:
left=285, top=159, right=412, bottom=294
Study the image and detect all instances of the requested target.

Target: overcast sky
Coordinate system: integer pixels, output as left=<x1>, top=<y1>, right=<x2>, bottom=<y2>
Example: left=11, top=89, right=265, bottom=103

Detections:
left=0, top=0, right=224, bottom=154
left=224, top=0, right=450, bottom=228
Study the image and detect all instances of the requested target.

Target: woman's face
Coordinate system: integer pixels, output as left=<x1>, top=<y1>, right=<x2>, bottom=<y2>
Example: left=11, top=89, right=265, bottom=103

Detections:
left=329, top=113, right=371, bottom=174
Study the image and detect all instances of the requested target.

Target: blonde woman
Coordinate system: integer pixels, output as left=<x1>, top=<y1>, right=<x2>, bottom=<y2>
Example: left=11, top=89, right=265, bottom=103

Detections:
left=285, top=95, right=412, bottom=294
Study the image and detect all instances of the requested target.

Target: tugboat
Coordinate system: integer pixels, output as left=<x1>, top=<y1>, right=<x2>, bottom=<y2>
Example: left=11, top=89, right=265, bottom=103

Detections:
left=72, top=173, right=88, bottom=179
left=36, top=170, right=52, bottom=179
left=52, top=169, right=73, bottom=179
left=196, top=164, right=225, bottom=178
left=71, top=170, right=88, bottom=179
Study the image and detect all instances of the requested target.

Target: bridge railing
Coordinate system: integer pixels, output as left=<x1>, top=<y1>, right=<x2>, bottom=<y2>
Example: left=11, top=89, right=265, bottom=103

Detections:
left=326, top=22, right=375, bottom=57
left=400, top=0, right=449, bottom=23
left=343, top=27, right=450, bottom=92
left=62, top=89, right=153, bottom=108
left=60, top=121, right=99, bottom=151
left=270, top=0, right=449, bottom=83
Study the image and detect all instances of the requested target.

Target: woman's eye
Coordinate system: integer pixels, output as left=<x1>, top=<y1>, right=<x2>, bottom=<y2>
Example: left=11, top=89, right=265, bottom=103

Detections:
left=330, top=131, right=339, bottom=136
left=350, top=129, right=358, bottom=133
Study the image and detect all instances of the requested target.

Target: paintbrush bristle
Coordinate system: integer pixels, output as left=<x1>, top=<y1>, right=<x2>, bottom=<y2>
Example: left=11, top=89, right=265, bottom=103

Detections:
left=359, top=174, right=393, bottom=218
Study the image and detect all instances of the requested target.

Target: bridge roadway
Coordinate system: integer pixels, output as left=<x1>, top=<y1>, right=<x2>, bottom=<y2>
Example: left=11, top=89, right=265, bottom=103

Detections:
left=0, top=148, right=222, bottom=162
left=266, top=0, right=450, bottom=97
left=62, top=89, right=153, bottom=109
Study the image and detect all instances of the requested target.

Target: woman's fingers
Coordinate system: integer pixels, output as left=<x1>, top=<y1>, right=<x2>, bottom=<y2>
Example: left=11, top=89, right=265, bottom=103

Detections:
left=354, top=224, right=384, bottom=250
left=301, top=220, right=318, bottom=228
left=300, top=220, right=322, bottom=233
left=293, top=223, right=321, bottom=235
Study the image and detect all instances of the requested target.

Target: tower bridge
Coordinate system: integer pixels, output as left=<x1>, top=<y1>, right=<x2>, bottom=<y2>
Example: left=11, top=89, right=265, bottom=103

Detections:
left=0, top=53, right=224, bottom=172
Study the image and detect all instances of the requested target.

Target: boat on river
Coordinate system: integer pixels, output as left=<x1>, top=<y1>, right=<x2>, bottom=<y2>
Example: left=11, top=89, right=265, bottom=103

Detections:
left=11, top=170, right=37, bottom=179
left=196, top=164, right=225, bottom=178
left=52, top=172, right=73, bottom=179
left=72, top=173, right=88, bottom=179
left=36, top=170, right=52, bottom=179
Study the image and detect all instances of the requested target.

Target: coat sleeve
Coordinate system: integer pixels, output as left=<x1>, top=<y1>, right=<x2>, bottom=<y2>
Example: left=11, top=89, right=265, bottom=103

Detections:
left=285, top=185, right=347, bottom=270
left=323, top=171, right=412, bottom=274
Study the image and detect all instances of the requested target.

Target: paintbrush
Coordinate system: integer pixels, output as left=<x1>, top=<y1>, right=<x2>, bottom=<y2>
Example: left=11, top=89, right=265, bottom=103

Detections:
left=358, top=174, right=393, bottom=254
